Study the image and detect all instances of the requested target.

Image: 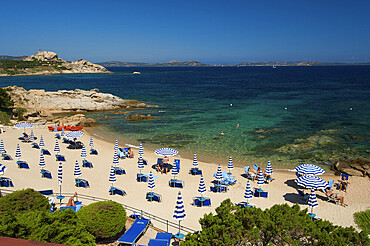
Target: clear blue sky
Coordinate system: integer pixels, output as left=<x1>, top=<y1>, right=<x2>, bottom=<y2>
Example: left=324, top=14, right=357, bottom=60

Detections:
left=1, top=0, right=369, bottom=64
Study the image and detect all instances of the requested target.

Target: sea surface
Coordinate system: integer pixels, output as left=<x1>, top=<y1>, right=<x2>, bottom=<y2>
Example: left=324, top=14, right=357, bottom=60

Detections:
left=1, top=66, right=369, bottom=168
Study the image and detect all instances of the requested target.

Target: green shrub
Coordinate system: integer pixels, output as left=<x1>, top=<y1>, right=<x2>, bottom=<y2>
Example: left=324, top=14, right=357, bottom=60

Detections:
left=15, top=107, right=27, bottom=121
left=354, top=209, right=370, bottom=233
left=77, top=201, right=126, bottom=239
left=0, top=111, right=10, bottom=125
left=0, top=87, right=13, bottom=108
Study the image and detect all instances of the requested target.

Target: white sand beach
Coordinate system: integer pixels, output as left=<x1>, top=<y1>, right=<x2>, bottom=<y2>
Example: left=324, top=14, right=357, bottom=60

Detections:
left=1, top=126, right=369, bottom=239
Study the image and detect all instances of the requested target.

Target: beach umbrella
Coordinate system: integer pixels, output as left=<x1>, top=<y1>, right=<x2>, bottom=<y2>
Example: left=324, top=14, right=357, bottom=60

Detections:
left=148, top=171, right=155, bottom=191
left=172, top=164, right=179, bottom=178
left=295, top=175, right=328, bottom=189
left=65, top=131, right=84, bottom=140
left=257, top=169, right=265, bottom=186
left=198, top=176, right=206, bottom=196
left=53, top=124, right=58, bottom=132
left=15, top=144, right=21, bottom=160
left=215, top=164, right=222, bottom=182
left=139, top=143, right=144, bottom=156
left=228, top=156, right=233, bottom=173
left=308, top=188, right=319, bottom=214
left=61, top=127, right=65, bottom=137
left=113, top=154, right=119, bottom=166
left=89, top=136, right=94, bottom=148
left=109, top=166, right=116, bottom=187
left=114, top=139, right=119, bottom=154
left=81, top=145, right=87, bottom=159
left=294, top=164, right=325, bottom=176
left=0, top=164, right=6, bottom=175
left=29, top=130, right=35, bottom=142
left=57, top=162, right=63, bottom=205
left=173, top=191, right=186, bottom=237
left=15, top=122, right=33, bottom=132
left=74, top=160, right=82, bottom=178
left=39, top=135, right=45, bottom=148
left=154, top=147, right=178, bottom=156
left=39, top=153, right=45, bottom=169
left=0, top=140, right=6, bottom=153
left=138, top=156, right=144, bottom=174
left=265, top=160, right=273, bottom=175
left=193, top=153, right=198, bottom=168
left=54, top=139, right=60, bottom=153
left=244, top=181, right=253, bottom=203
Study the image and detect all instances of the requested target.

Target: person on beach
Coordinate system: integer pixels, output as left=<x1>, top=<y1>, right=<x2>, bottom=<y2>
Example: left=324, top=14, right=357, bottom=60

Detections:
left=162, top=156, right=169, bottom=174
left=325, top=188, right=347, bottom=207
left=338, top=176, right=350, bottom=192
left=156, top=162, right=163, bottom=173
left=247, top=168, right=257, bottom=181
left=127, top=147, right=134, bottom=158
left=66, top=192, right=77, bottom=207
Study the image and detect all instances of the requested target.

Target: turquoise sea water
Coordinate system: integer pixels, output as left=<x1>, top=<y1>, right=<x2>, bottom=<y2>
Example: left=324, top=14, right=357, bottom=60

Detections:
left=1, top=66, right=369, bottom=167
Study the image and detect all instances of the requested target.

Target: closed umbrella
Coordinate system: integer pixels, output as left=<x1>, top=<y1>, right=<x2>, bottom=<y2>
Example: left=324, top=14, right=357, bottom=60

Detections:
left=244, top=181, right=253, bottom=203
left=89, top=136, right=94, bottom=148
left=148, top=171, right=155, bottom=191
left=114, top=139, right=119, bottom=154
left=215, top=164, right=222, bottom=182
left=138, top=156, right=144, bottom=174
left=109, top=166, right=116, bottom=187
left=39, top=135, right=45, bottom=148
left=57, top=162, right=63, bottom=205
left=74, top=160, right=82, bottom=178
left=265, top=160, right=273, bottom=175
left=113, top=154, right=119, bottom=166
left=39, top=153, right=45, bottom=169
left=81, top=145, right=87, bottom=159
left=154, top=148, right=178, bottom=156
left=295, top=175, right=328, bottom=189
left=54, top=139, right=60, bottom=153
left=308, top=188, right=318, bottom=214
left=0, top=164, right=6, bottom=175
left=0, top=140, right=6, bottom=153
left=198, top=176, right=206, bottom=197
left=227, top=156, right=233, bottom=174
left=139, top=143, right=144, bottom=156
left=173, top=191, right=186, bottom=238
left=193, top=153, right=198, bottom=168
left=171, top=164, right=179, bottom=178
left=294, top=164, right=325, bottom=176
left=15, top=144, right=21, bottom=160
left=61, top=127, right=65, bottom=137
left=29, top=130, right=35, bottom=142
left=257, top=169, right=264, bottom=187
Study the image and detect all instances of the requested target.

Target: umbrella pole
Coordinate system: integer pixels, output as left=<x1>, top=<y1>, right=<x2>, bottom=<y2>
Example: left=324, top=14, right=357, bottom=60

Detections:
left=59, top=184, right=62, bottom=206
left=178, top=221, right=181, bottom=234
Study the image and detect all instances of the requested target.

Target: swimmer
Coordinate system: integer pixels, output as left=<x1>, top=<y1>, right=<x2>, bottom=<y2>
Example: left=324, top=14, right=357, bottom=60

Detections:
left=236, top=124, right=239, bottom=128
left=220, top=131, right=224, bottom=135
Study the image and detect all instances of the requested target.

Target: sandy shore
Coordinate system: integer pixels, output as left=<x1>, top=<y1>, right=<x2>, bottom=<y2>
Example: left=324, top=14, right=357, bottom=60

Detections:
left=1, top=126, right=369, bottom=237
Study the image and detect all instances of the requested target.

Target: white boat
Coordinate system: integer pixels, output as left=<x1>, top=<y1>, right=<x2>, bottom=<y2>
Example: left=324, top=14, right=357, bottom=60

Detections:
left=272, top=65, right=276, bottom=69
left=132, top=71, right=141, bottom=75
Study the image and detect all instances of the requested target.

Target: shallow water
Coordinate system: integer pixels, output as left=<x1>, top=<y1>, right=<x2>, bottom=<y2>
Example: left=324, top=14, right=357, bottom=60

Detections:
left=1, top=66, right=369, bottom=168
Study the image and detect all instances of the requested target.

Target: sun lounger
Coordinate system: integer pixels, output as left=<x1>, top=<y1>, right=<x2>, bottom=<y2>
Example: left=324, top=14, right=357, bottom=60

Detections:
left=193, top=196, right=211, bottom=207
left=174, top=159, right=180, bottom=171
left=75, top=178, right=90, bottom=188
left=297, top=190, right=309, bottom=203
left=244, top=166, right=256, bottom=180
left=210, top=184, right=227, bottom=193
left=41, top=149, right=51, bottom=155
left=38, top=189, right=54, bottom=196
left=148, top=232, right=172, bottom=246
left=117, top=218, right=150, bottom=246
left=90, top=148, right=98, bottom=155
left=62, top=137, right=70, bottom=144
left=0, top=177, right=14, bottom=187
left=60, top=201, right=82, bottom=212
left=190, top=167, right=202, bottom=175
left=31, top=143, right=40, bottom=149
left=17, top=160, right=29, bottom=169
left=169, top=179, right=184, bottom=188
left=82, top=160, right=93, bottom=168
left=109, top=187, right=127, bottom=196
left=114, top=167, right=126, bottom=175
left=67, top=142, right=83, bottom=149
left=56, top=154, right=65, bottom=162
left=326, top=193, right=341, bottom=205
left=236, top=201, right=256, bottom=209
left=118, top=148, right=128, bottom=159
left=55, top=133, right=61, bottom=139
left=254, top=188, right=268, bottom=198
left=41, top=169, right=52, bottom=179
left=222, top=171, right=236, bottom=185
left=137, top=173, right=148, bottom=182
left=146, top=192, right=162, bottom=202
left=308, top=212, right=321, bottom=221
left=252, top=164, right=258, bottom=172
left=130, top=212, right=147, bottom=220
left=2, top=153, right=12, bottom=160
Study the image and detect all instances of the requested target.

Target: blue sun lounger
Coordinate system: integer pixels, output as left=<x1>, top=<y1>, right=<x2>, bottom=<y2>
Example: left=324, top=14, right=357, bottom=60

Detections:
left=31, top=143, right=40, bottom=149
left=41, top=149, right=51, bottom=155
left=2, top=153, right=12, bottom=160
left=41, top=169, right=52, bottom=179
left=0, top=177, right=14, bottom=187
left=109, top=187, right=127, bottom=196
left=118, top=218, right=150, bottom=246
left=56, top=154, right=65, bottom=161
left=82, top=160, right=93, bottom=168
left=75, top=178, right=90, bottom=188
left=90, top=148, right=98, bottom=155
left=60, top=201, right=82, bottom=212
left=148, top=232, right=172, bottom=246
left=17, top=161, right=29, bottom=169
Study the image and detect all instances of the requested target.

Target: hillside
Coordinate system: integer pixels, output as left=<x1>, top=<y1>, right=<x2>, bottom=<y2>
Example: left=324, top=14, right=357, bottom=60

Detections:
left=0, top=55, right=27, bottom=61
left=99, top=60, right=209, bottom=67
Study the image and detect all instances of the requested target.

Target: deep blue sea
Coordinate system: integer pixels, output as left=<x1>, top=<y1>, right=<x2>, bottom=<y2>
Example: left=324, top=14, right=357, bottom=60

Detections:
left=1, top=66, right=369, bottom=167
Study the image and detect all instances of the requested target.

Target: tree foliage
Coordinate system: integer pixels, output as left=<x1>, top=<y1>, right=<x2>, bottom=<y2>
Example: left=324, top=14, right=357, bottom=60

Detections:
left=77, top=200, right=127, bottom=239
left=354, top=209, right=370, bottom=233
left=0, top=87, right=14, bottom=108
left=182, top=199, right=369, bottom=246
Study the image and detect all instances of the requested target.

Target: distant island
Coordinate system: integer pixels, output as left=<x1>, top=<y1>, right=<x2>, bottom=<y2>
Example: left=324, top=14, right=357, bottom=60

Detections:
left=0, top=51, right=109, bottom=76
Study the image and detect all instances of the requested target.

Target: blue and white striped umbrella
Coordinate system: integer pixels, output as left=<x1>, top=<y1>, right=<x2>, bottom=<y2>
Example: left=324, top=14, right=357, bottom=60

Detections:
left=39, top=135, right=45, bottom=148
left=265, top=160, right=273, bottom=175
left=308, top=188, right=318, bottom=213
left=295, top=175, right=328, bottom=189
left=193, top=153, right=198, bottom=168
left=58, top=162, right=63, bottom=185
left=15, top=144, right=21, bottom=159
left=0, top=140, right=5, bottom=153
left=74, top=160, right=82, bottom=178
left=54, top=139, right=60, bottom=153
left=113, top=154, right=119, bottom=166
left=114, top=139, right=119, bottom=153
left=81, top=145, right=87, bottom=158
left=257, top=169, right=265, bottom=186
left=138, top=156, right=144, bottom=173
left=109, top=166, right=116, bottom=186
left=15, top=122, right=33, bottom=130
left=0, top=164, right=7, bottom=175
left=89, top=136, right=94, bottom=147
left=173, top=191, right=186, bottom=221
left=148, top=171, right=155, bottom=190
left=53, top=124, right=58, bottom=132
left=244, top=181, right=252, bottom=202
left=228, top=156, right=233, bottom=173
left=65, top=131, right=84, bottom=139
left=139, top=143, right=144, bottom=156
left=294, top=164, right=325, bottom=176
left=29, top=130, right=35, bottom=141
left=61, top=127, right=65, bottom=137
left=198, top=176, right=206, bottom=196
left=154, top=148, right=178, bottom=156
left=215, top=164, right=222, bottom=181
left=39, top=153, right=45, bottom=169
left=172, top=164, right=179, bottom=178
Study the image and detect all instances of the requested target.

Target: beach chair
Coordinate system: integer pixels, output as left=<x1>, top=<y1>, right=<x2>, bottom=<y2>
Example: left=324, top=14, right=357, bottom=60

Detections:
left=41, top=149, right=51, bottom=155
left=137, top=173, right=148, bottom=182
left=38, top=189, right=54, bottom=196
left=109, top=187, right=127, bottom=196
left=338, top=173, right=350, bottom=191
left=244, top=166, right=256, bottom=180
left=193, top=196, right=211, bottom=207
left=130, top=212, right=147, bottom=220
left=67, top=141, right=83, bottom=149
left=146, top=192, right=162, bottom=202
left=31, top=143, right=40, bottom=149
left=222, top=171, right=237, bottom=185
left=82, top=160, right=93, bottom=168
left=56, top=154, right=65, bottom=162
left=190, top=167, right=202, bottom=175
left=75, top=178, right=90, bottom=188
left=0, top=177, right=14, bottom=187
left=90, top=148, right=98, bottom=155
left=236, top=201, right=256, bottom=209
left=62, top=137, right=70, bottom=144
left=252, top=164, right=259, bottom=172
left=210, top=184, right=227, bottom=193
left=117, top=148, right=128, bottom=159
left=297, top=190, right=309, bottom=203
left=174, top=159, right=180, bottom=171
left=17, top=160, right=29, bottom=169
left=169, top=179, right=184, bottom=188
left=55, top=133, right=61, bottom=139
left=41, top=169, right=52, bottom=179
left=254, top=188, right=268, bottom=198
left=117, top=218, right=150, bottom=246
left=114, top=167, right=126, bottom=175
left=326, top=193, right=341, bottom=205
left=148, top=232, right=172, bottom=246
left=60, top=201, right=82, bottom=212
left=2, top=153, right=12, bottom=160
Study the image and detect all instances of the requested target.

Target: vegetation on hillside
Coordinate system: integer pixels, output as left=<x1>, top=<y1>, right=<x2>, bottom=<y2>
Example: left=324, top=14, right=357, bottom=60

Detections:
left=354, top=209, right=370, bottom=234
left=182, top=199, right=369, bottom=246
left=0, top=87, right=14, bottom=124
left=0, top=60, right=69, bottom=75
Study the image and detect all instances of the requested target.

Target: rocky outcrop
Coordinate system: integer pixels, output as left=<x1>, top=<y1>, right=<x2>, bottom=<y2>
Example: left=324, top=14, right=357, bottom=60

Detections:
left=68, top=59, right=108, bottom=73
left=332, top=160, right=370, bottom=177
left=55, top=114, right=99, bottom=127
left=124, top=114, right=155, bottom=121
left=24, top=51, right=61, bottom=62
